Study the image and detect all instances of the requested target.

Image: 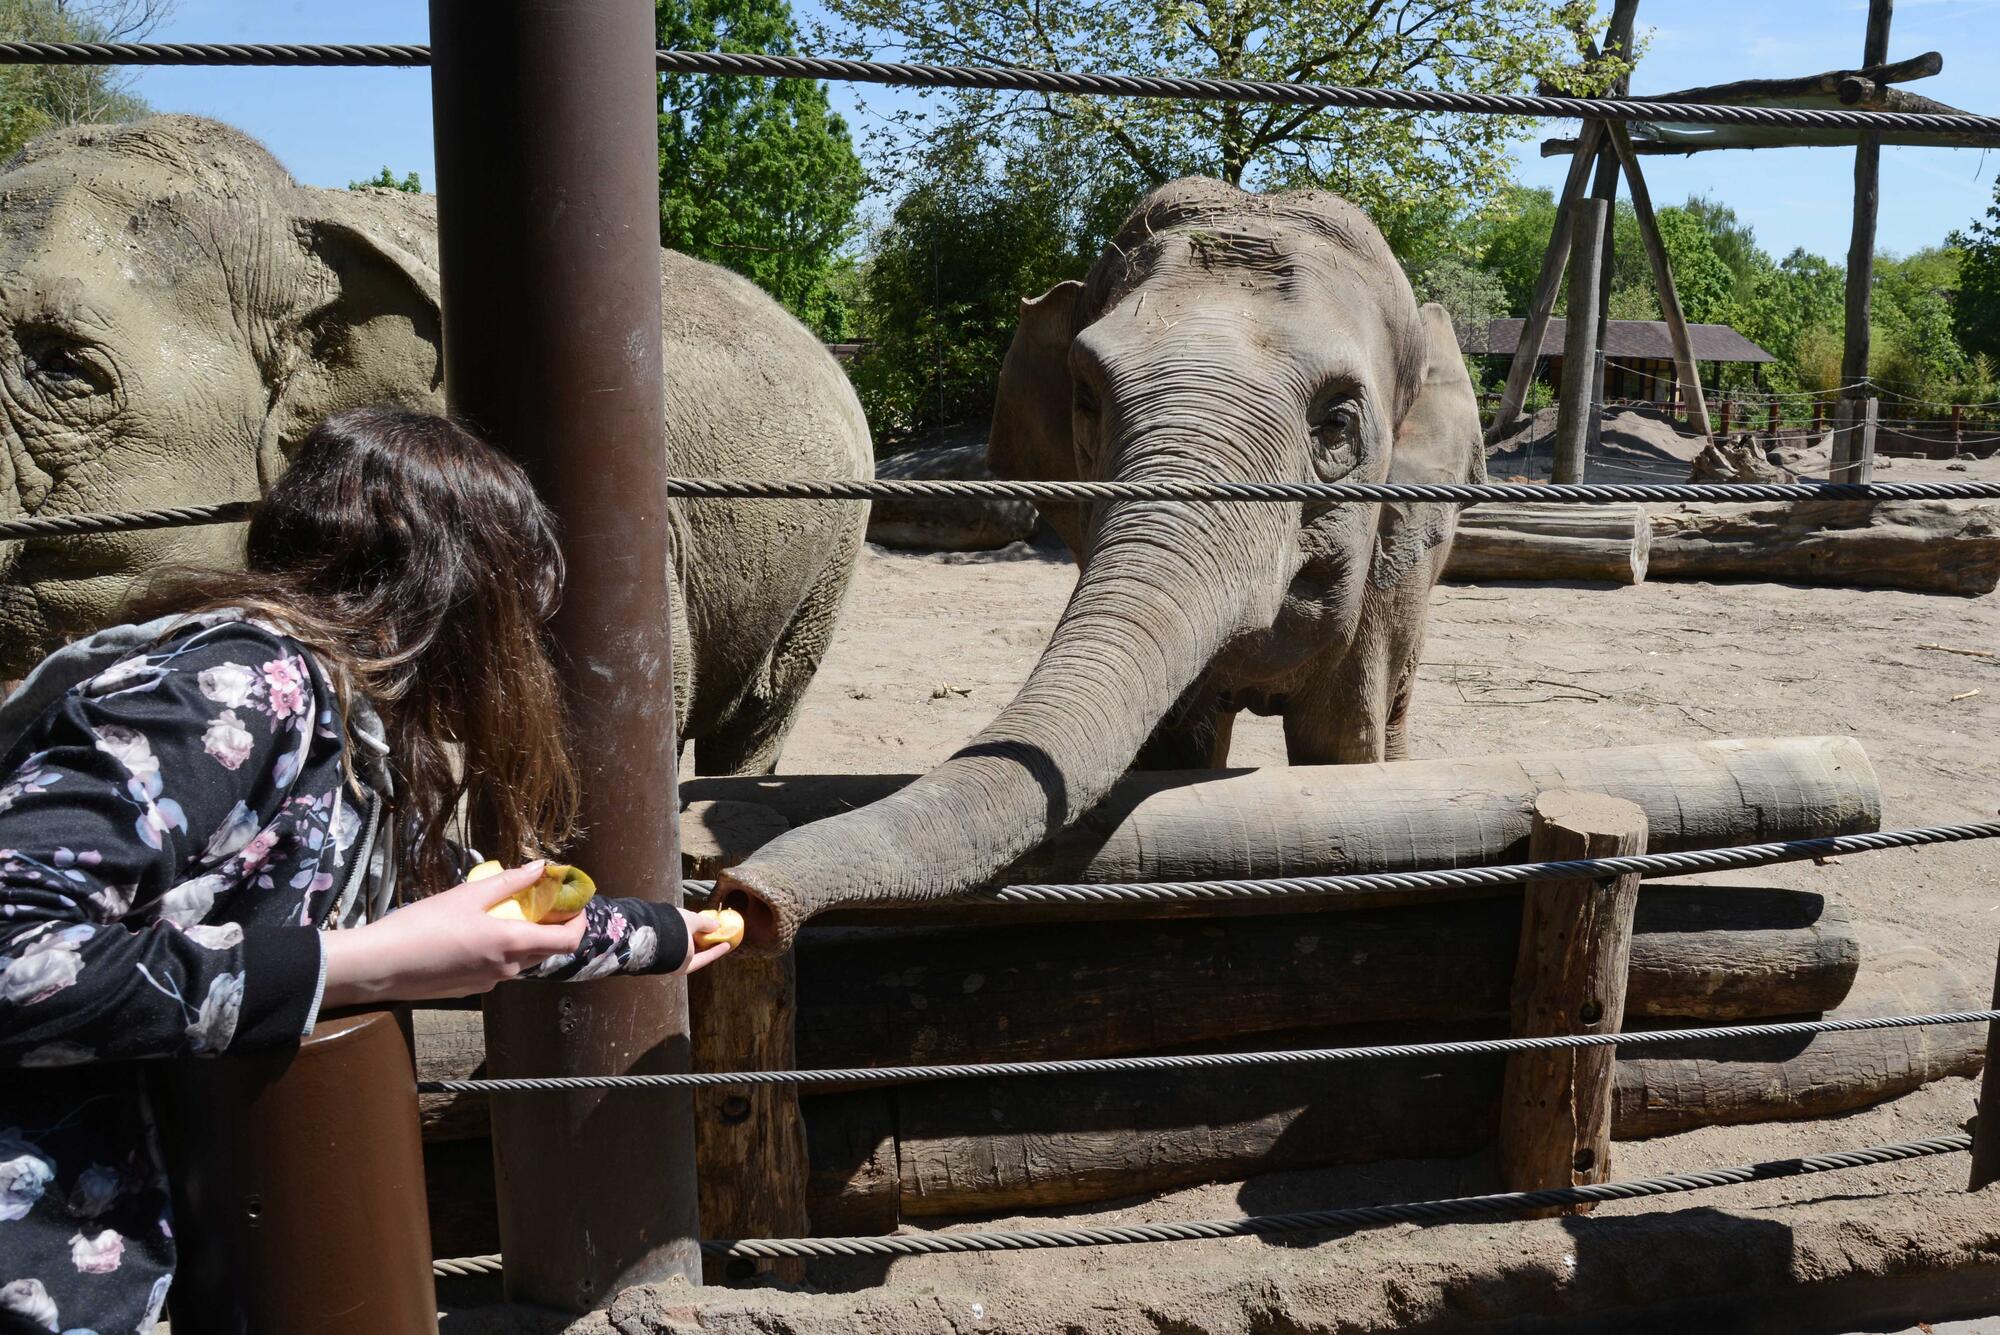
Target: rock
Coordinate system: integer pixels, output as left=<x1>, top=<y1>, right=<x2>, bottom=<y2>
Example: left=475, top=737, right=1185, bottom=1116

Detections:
left=867, top=438, right=1039, bottom=552
left=1690, top=434, right=1795, bottom=483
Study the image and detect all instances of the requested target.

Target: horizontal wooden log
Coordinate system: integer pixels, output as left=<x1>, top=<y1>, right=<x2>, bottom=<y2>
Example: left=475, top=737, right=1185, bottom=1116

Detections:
left=1648, top=501, right=2000, bottom=596
left=803, top=942, right=1980, bottom=1226
left=684, top=736, right=1880, bottom=925
left=794, top=888, right=1860, bottom=1070
left=1443, top=502, right=1650, bottom=584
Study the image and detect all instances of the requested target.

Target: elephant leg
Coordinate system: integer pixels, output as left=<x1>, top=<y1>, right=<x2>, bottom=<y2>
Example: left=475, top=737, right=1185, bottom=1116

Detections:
left=1134, top=684, right=1235, bottom=770
left=1281, top=659, right=1390, bottom=766
left=693, top=520, right=861, bottom=778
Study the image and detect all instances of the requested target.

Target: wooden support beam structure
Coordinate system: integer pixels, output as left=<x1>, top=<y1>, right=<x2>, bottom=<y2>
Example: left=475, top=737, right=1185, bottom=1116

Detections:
left=1971, top=942, right=2000, bottom=1191
left=1831, top=395, right=1879, bottom=483
left=1556, top=197, right=1609, bottom=483
left=1604, top=120, right=1713, bottom=437
left=1586, top=0, right=1640, bottom=455
left=1443, top=501, right=1652, bottom=584
left=1498, top=792, right=1646, bottom=1211
left=1842, top=2, right=1894, bottom=408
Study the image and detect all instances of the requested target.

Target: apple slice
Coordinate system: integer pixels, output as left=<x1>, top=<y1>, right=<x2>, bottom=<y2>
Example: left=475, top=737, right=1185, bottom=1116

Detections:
left=476, top=860, right=596, bottom=924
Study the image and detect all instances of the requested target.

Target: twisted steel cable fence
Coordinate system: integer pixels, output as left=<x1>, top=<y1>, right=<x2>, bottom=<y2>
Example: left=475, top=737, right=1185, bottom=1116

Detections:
left=419, top=1008, right=2000, bottom=1094
left=425, top=1133, right=1970, bottom=1272
left=13, top=478, right=2000, bottom=545
left=2, top=42, right=1999, bottom=139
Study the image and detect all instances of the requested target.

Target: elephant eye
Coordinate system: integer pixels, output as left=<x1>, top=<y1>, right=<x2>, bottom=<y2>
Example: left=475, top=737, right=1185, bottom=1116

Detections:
left=1310, top=400, right=1362, bottom=480
left=21, top=333, right=108, bottom=400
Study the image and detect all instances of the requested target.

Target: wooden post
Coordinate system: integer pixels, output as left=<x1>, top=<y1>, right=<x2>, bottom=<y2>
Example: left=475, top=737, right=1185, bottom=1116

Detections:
left=1488, top=120, right=1607, bottom=443
left=1499, top=791, right=1646, bottom=1211
left=682, top=802, right=810, bottom=1285
left=1586, top=1, right=1639, bottom=461
left=1833, top=396, right=1879, bottom=482
left=1769, top=401, right=1782, bottom=437
left=1953, top=402, right=1965, bottom=447
left=1970, top=941, right=2000, bottom=1190
left=430, top=0, right=700, bottom=1308
left=1814, top=399, right=1827, bottom=436
left=1840, top=2, right=1894, bottom=419
left=1603, top=121, right=1713, bottom=437
left=1719, top=399, right=1732, bottom=436
left=1556, top=197, right=1608, bottom=484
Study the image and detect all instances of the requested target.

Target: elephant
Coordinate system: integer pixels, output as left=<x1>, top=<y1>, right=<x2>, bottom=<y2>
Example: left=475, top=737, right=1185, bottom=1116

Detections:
left=721, top=176, right=1485, bottom=949
left=0, top=115, right=871, bottom=775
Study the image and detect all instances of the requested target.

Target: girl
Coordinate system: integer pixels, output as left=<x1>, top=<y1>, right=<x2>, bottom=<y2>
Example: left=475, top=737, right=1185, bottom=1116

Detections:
left=0, top=406, right=731, bottom=1333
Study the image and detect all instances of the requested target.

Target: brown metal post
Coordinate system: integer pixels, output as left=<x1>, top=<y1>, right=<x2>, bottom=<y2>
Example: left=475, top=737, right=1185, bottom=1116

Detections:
left=162, top=1011, right=438, bottom=1333
left=1971, top=942, right=2000, bottom=1190
left=429, top=0, right=700, bottom=1310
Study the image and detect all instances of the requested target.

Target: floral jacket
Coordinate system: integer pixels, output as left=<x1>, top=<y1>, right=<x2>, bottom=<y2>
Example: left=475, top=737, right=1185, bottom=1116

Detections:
left=0, top=619, right=689, bottom=1334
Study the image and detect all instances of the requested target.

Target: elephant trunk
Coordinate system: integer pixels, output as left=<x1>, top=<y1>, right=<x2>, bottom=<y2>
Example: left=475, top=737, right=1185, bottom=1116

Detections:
left=719, top=482, right=1295, bottom=952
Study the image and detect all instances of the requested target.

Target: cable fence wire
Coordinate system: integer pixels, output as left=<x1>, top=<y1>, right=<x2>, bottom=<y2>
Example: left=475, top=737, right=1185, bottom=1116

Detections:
left=2, top=42, right=2000, bottom=139
left=705, top=1134, right=1973, bottom=1258
left=677, top=820, right=2000, bottom=906
left=0, top=501, right=257, bottom=543
left=416, top=1008, right=2000, bottom=1095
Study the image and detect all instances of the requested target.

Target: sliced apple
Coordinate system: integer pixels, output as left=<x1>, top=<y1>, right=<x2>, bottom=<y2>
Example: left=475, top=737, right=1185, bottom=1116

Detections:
left=478, top=860, right=596, bottom=924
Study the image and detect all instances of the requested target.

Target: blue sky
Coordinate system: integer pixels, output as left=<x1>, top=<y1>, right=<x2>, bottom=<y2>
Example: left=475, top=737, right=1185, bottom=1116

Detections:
left=127, top=0, right=2000, bottom=262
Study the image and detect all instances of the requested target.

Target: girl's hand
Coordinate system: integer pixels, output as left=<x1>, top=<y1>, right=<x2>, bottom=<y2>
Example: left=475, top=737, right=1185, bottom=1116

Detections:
left=321, top=860, right=589, bottom=1007
left=677, top=909, right=735, bottom=976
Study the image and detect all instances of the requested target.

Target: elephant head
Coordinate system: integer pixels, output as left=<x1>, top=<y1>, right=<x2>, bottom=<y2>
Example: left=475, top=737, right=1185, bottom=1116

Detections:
left=720, top=177, right=1484, bottom=951
left=0, top=115, right=442, bottom=677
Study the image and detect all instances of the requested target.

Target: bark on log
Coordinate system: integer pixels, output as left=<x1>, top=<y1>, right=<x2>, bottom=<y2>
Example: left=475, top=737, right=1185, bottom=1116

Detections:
left=682, top=799, right=808, bottom=1284
left=684, top=736, right=1881, bottom=925
left=1498, top=792, right=1645, bottom=1211
left=1648, top=501, right=2000, bottom=596
left=802, top=941, right=1981, bottom=1227
left=1443, top=502, right=1651, bottom=585
left=792, top=888, right=1860, bottom=1070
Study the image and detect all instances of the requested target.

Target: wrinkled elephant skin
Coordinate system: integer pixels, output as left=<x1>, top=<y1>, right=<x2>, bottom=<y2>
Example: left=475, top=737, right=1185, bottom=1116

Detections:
left=0, top=116, right=872, bottom=774
left=722, top=177, right=1485, bottom=950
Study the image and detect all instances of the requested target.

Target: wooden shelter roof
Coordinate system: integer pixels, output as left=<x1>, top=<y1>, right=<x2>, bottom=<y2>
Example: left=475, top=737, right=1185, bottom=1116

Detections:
left=1470, top=317, right=1776, bottom=363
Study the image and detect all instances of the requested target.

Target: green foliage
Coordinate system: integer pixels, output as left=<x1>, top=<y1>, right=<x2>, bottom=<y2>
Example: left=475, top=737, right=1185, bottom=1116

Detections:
left=0, top=0, right=163, bottom=160
left=848, top=140, right=1115, bottom=444
left=1406, top=253, right=1507, bottom=352
left=1649, top=207, right=1735, bottom=325
left=1950, top=175, right=2000, bottom=365
left=658, top=0, right=866, bottom=338
left=349, top=166, right=421, bottom=193
left=818, top=0, right=1616, bottom=250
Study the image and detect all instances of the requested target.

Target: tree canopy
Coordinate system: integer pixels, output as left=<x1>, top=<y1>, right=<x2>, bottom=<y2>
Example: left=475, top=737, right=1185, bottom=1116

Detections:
left=349, top=166, right=422, bottom=193
left=0, top=0, right=168, bottom=159
left=658, top=0, right=866, bottom=338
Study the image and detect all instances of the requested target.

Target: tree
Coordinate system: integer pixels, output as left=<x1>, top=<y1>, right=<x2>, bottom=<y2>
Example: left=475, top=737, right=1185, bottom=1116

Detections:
left=817, top=0, right=1615, bottom=246
left=658, top=0, right=866, bottom=337
left=0, top=0, right=170, bottom=159
left=349, top=166, right=421, bottom=193
left=1951, top=174, right=2000, bottom=364
left=1651, top=207, right=1735, bottom=325
left=1734, top=248, right=1843, bottom=371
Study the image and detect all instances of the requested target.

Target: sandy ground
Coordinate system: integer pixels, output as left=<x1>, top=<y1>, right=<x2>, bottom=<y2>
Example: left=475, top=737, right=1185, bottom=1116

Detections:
left=558, top=442, right=2000, bottom=1331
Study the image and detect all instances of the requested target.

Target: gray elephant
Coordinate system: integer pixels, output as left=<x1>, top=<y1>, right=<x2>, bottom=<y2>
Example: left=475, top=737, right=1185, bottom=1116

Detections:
left=0, top=115, right=871, bottom=775
left=723, top=177, right=1484, bottom=947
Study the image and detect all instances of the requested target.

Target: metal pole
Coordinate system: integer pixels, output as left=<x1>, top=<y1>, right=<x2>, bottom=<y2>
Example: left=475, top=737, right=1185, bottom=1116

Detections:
left=162, top=1011, right=439, bottom=1333
left=429, top=0, right=699, bottom=1310
left=1971, top=942, right=2000, bottom=1190
left=1555, top=197, right=1608, bottom=484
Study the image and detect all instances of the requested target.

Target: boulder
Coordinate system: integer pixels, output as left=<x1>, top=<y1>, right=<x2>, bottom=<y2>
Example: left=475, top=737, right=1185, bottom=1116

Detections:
left=866, top=438, right=1039, bottom=551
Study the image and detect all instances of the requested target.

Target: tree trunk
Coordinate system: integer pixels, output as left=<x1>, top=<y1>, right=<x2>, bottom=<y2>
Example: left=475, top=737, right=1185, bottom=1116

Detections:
left=1444, top=502, right=1651, bottom=584
left=1648, top=501, right=2000, bottom=596
left=685, top=737, right=1880, bottom=928
left=803, top=941, right=1981, bottom=1227
left=791, top=888, right=1860, bottom=1071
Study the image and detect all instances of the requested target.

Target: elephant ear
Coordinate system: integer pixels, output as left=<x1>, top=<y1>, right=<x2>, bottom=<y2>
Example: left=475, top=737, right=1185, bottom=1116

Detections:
left=1372, top=302, right=1486, bottom=588
left=988, top=279, right=1088, bottom=556
left=258, top=190, right=445, bottom=483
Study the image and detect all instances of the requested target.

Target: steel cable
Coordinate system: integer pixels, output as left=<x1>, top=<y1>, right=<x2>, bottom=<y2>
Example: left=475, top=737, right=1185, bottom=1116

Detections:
left=658, top=476, right=2000, bottom=503
left=676, top=820, right=2000, bottom=907
left=0, top=501, right=256, bottom=543
left=1, top=43, right=1998, bottom=138
left=697, top=1134, right=1971, bottom=1258
left=415, top=1008, right=2000, bottom=1094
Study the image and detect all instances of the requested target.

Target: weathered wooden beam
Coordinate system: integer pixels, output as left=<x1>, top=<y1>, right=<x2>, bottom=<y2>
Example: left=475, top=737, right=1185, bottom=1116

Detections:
left=679, top=739, right=1881, bottom=929
left=1487, top=120, right=1607, bottom=443
left=1499, top=792, right=1645, bottom=1211
left=1555, top=197, right=1607, bottom=483
left=1604, top=121, right=1712, bottom=437
left=1443, top=501, right=1651, bottom=584
left=1970, top=943, right=2000, bottom=1191
left=803, top=941, right=1981, bottom=1226
left=1648, top=500, right=2000, bottom=596
left=789, top=888, right=1859, bottom=1071
left=1585, top=1, right=1639, bottom=459
left=1545, top=123, right=2000, bottom=154
left=1842, top=3, right=1894, bottom=406
left=1831, top=396, right=1879, bottom=483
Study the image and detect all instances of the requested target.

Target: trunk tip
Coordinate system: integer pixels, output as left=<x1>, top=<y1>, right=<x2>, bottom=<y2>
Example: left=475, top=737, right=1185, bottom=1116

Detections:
left=711, top=865, right=793, bottom=958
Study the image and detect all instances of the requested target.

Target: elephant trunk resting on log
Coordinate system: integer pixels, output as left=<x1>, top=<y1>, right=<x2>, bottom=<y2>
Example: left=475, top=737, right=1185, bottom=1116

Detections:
left=720, top=178, right=1488, bottom=948
left=0, top=115, right=871, bottom=774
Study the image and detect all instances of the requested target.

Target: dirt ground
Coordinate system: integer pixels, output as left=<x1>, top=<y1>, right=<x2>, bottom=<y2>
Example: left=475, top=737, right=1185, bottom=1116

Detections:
left=498, top=443, right=2000, bottom=1332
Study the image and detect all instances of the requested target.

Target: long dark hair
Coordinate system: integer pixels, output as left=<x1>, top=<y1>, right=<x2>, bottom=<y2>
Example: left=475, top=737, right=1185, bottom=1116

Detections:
left=134, top=406, right=580, bottom=894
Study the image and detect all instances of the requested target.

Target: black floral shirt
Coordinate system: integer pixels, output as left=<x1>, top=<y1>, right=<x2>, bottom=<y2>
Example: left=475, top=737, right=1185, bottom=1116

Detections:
left=0, top=619, right=688, bottom=1333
